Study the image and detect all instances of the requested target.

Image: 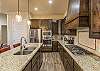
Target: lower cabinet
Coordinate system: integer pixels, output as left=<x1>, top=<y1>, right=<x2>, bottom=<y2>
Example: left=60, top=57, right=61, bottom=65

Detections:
left=22, top=49, right=43, bottom=71
left=23, top=61, right=31, bottom=71
left=52, top=41, right=58, bottom=52
left=63, top=49, right=73, bottom=71
left=74, top=61, right=83, bottom=71
left=58, top=43, right=64, bottom=62
left=58, top=42, right=83, bottom=71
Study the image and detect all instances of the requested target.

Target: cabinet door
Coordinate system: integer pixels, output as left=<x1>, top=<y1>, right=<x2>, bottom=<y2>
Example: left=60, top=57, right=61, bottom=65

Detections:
left=23, top=61, right=31, bottom=71
left=32, top=52, right=39, bottom=71
left=74, top=61, right=83, bottom=71
left=63, top=49, right=73, bottom=71
left=89, top=0, right=100, bottom=39
left=52, top=22, right=58, bottom=35
left=52, top=41, right=58, bottom=52
left=30, top=19, right=40, bottom=29
left=38, top=48, right=43, bottom=69
left=59, top=44, right=64, bottom=61
left=80, top=0, right=89, bottom=16
left=32, top=60, right=38, bottom=71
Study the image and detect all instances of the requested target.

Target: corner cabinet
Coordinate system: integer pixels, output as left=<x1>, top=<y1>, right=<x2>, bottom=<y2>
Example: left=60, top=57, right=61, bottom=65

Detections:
left=89, top=0, right=100, bottom=39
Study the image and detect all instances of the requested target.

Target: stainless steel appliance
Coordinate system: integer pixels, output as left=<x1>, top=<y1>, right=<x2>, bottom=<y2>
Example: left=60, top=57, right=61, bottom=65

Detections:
left=29, top=29, right=42, bottom=43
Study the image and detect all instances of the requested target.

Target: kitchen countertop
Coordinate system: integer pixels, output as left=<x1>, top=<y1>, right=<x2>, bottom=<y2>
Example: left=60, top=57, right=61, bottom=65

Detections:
left=0, top=43, right=42, bottom=71
left=58, top=40, right=100, bottom=71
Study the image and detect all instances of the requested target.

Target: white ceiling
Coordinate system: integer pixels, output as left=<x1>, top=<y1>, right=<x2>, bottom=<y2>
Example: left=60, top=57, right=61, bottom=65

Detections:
left=0, top=0, right=68, bottom=16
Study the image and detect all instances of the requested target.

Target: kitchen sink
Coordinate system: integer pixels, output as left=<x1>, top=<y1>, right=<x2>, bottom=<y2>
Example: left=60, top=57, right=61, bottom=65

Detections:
left=14, top=47, right=37, bottom=55
left=24, top=47, right=36, bottom=51
left=14, top=50, right=33, bottom=55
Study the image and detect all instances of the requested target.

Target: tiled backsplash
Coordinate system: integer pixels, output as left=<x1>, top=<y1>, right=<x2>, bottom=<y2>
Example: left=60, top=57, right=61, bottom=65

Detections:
left=64, top=28, right=100, bottom=54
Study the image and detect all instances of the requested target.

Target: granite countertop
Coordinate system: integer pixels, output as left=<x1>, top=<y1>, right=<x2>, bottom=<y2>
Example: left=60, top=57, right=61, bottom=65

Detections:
left=58, top=40, right=100, bottom=71
left=0, top=43, right=42, bottom=71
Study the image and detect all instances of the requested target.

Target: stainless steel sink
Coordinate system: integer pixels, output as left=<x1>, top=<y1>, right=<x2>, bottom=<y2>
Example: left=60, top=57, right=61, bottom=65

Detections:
left=14, top=50, right=33, bottom=55
left=14, top=47, right=36, bottom=55
left=24, top=47, right=36, bottom=51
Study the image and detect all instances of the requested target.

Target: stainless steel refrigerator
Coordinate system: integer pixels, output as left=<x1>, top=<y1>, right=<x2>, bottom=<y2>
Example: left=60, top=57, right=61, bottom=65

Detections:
left=29, top=29, right=42, bottom=43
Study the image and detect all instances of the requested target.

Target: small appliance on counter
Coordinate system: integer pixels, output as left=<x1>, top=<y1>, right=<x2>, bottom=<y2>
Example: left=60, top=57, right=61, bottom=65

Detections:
left=64, top=36, right=74, bottom=45
left=29, top=29, right=42, bottom=43
left=42, top=30, right=52, bottom=47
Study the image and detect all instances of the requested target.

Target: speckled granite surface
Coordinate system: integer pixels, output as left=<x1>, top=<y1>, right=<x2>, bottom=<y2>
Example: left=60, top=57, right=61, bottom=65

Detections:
left=0, top=43, right=42, bottom=71
left=58, top=40, right=100, bottom=71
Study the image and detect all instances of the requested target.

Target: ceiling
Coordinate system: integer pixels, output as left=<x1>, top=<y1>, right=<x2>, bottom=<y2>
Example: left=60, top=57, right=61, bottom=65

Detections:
left=0, top=0, right=68, bottom=16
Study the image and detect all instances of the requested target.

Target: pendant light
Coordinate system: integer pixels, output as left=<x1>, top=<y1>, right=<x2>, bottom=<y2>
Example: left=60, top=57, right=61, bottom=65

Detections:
left=16, top=0, right=22, bottom=22
left=27, top=0, right=31, bottom=25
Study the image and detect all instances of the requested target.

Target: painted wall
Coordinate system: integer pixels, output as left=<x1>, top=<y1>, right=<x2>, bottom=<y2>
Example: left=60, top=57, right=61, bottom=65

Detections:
left=7, top=12, right=30, bottom=45
left=0, top=13, right=7, bottom=43
left=65, top=28, right=100, bottom=53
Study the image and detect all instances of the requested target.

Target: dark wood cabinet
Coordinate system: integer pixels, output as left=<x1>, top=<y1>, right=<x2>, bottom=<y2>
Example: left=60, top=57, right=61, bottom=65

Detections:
left=63, top=48, right=73, bottom=71
left=23, top=61, right=31, bottom=71
left=80, top=0, right=89, bottom=16
left=58, top=43, right=64, bottom=62
left=30, top=19, right=40, bottom=29
left=89, top=0, right=100, bottom=39
left=61, top=19, right=66, bottom=35
left=74, top=61, right=83, bottom=71
left=65, top=29, right=77, bottom=35
left=64, top=0, right=89, bottom=35
left=58, top=42, right=83, bottom=71
left=52, top=41, right=58, bottom=52
left=52, top=21, right=58, bottom=35
left=41, top=45, right=52, bottom=52
left=23, top=49, right=43, bottom=71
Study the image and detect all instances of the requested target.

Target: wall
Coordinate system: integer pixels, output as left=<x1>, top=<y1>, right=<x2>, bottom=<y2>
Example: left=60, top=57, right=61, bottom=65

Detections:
left=74, top=28, right=100, bottom=53
left=0, top=13, right=7, bottom=43
left=7, top=12, right=30, bottom=45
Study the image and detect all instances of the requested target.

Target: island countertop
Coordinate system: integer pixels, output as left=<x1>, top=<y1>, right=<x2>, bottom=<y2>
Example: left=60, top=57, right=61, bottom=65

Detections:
left=58, top=40, right=100, bottom=71
left=0, top=43, right=42, bottom=71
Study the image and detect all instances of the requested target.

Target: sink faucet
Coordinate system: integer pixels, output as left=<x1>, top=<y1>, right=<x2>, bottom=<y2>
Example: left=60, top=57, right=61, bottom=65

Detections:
left=20, top=36, right=27, bottom=53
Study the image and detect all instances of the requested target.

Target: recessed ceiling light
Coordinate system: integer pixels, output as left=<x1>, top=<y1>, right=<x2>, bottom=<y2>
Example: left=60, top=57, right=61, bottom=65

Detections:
left=48, top=0, right=53, bottom=4
left=34, top=8, right=38, bottom=11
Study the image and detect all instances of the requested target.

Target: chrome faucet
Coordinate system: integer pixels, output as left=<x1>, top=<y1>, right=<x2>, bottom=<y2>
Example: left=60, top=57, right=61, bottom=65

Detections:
left=20, top=36, right=27, bottom=53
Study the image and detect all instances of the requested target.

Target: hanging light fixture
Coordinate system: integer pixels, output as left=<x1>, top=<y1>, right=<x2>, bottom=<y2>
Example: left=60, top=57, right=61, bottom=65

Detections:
left=16, top=0, right=22, bottom=22
left=27, top=0, right=31, bottom=25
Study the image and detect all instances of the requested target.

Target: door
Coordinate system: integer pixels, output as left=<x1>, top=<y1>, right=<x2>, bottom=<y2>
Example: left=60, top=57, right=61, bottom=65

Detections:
left=1, top=25, right=7, bottom=43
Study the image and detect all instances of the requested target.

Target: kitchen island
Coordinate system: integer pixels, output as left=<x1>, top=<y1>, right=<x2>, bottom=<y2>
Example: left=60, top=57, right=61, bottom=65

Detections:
left=0, top=43, right=43, bottom=71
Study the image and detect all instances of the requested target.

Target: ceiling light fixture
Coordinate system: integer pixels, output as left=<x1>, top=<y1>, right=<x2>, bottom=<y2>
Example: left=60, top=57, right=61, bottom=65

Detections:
left=27, top=0, right=31, bottom=25
left=48, top=0, right=53, bottom=4
left=15, top=0, right=22, bottom=22
left=34, top=8, right=38, bottom=11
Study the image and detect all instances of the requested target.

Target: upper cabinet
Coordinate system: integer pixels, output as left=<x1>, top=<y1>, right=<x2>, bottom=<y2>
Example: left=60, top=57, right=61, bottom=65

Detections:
left=89, top=0, right=100, bottom=39
left=52, top=21, right=58, bottom=35
left=65, top=0, right=89, bottom=30
left=30, top=19, right=52, bottom=31
left=30, top=19, right=40, bottom=29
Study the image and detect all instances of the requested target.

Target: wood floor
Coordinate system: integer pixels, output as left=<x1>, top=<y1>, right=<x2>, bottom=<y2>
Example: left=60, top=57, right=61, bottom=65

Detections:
left=40, top=52, right=65, bottom=71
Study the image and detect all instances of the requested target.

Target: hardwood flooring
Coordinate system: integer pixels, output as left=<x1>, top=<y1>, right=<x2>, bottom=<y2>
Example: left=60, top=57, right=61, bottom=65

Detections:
left=40, top=52, right=65, bottom=71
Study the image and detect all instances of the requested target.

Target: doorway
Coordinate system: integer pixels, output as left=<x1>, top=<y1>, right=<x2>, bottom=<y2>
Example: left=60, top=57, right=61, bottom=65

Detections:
left=1, top=25, right=7, bottom=43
